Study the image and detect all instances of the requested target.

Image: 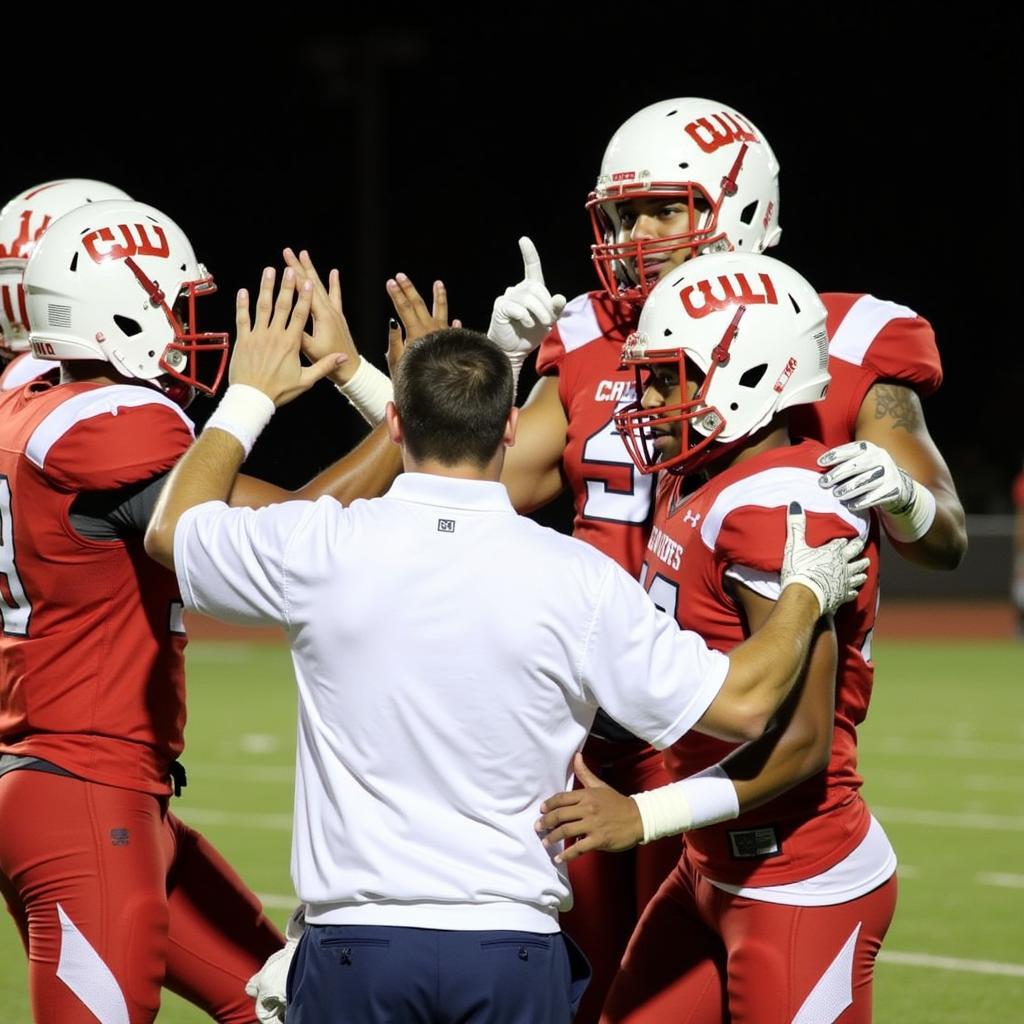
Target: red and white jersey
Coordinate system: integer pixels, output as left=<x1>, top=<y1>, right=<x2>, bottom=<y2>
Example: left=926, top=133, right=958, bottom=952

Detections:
left=0, top=353, right=57, bottom=391
left=644, top=441, right=879, bottom=887
left=536, top=291, right=652, bottom=575
left=536, top=290, right=940, bottom=573
left=0, top=379, right=194, bottom=794
left=790, top=293, right=942, bottom=447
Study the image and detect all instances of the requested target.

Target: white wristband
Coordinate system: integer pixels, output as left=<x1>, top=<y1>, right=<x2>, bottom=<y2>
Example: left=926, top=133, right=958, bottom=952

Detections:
left=881, top=476, right=937, bottom=543
left=336, top=356, right=394, bottom=426
left=505, top=350, right=526, bottom=399
left=203, top=384, right=275, bottom=458
left=631, top=765, right=740, bottom=844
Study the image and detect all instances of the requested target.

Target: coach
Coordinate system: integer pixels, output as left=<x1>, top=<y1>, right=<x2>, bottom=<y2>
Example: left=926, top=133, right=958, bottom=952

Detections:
left=145, top=270, right=867, bottom=1023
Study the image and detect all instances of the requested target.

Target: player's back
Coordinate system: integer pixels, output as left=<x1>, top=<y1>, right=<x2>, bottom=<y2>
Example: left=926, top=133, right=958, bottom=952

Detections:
left=0, top=378, right=194, bottom=794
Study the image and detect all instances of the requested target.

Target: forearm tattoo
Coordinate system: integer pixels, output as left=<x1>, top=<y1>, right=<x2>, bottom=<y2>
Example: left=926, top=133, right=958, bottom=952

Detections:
left=871, top=383, right=920, bottom=432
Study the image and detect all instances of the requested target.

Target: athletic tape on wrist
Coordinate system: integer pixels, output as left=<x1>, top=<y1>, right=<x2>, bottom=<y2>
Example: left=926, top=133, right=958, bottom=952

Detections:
left=203, top=384, right=275, bottom=458
left=881, top=477, right=936, bottom=543
left=336, top=357, right=394, bottom=426
left=632, top=765, right=740, bottom=843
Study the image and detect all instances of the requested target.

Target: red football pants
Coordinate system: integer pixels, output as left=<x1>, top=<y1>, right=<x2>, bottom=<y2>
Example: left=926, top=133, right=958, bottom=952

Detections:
left=601, top=849, right=898, bottom=1024
left=0, top=769, right=283, bottom=1023
left=561, top=737, right=682, bottom=1024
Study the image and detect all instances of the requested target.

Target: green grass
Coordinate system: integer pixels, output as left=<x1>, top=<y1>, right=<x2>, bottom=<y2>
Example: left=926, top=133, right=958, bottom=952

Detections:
left=2, top=639, right=1022, bottom=1021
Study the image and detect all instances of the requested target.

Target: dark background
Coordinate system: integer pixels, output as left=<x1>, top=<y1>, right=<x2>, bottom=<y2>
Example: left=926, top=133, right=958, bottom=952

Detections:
left=6, top=9, right=1020, bottom=513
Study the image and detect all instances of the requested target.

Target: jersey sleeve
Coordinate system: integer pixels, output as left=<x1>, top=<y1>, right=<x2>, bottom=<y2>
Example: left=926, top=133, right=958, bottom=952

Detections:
left=705, top=465, right=868, bottom=577
left=582, top=558, right=730, bottom=749
left=715, top=504, right=861, bottom=577
left=863, top=313, right=942, bottom=396
left=825, top=293, right=943, bottom=397
left=174, top=497, right=333, bottom=627
left=29, top=388, right=194, bottom=491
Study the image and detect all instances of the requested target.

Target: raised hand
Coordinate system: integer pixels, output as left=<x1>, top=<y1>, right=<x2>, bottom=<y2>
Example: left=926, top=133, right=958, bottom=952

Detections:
left=282, top=248, right=359, bottom=385
left=232, top=267, right=344, bottom=408
left=536, top=752, right=643, bottom=863
left=487, top=236, right=567, bottom=357
left=385, top=273, right=459, bottom=374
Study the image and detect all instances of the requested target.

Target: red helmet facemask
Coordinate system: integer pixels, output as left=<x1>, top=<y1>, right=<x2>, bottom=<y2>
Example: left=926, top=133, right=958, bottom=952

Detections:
left=587, top=144, right=750, bottom=306
left=124, top=256, right=228, bottom=396
left=614, top=306, right=747, bottom=476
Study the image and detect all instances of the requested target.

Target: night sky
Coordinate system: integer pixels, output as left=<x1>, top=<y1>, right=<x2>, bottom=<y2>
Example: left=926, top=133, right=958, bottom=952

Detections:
left=6, top=9, right=1020, bottom=514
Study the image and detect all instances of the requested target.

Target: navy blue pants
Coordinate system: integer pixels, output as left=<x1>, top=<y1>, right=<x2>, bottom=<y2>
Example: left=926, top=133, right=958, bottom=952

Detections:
left=287, top=924, right=591, bottom=1023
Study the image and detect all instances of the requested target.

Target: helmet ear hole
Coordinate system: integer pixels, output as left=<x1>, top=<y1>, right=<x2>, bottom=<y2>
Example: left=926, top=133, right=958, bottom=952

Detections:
left=113, top=314, right=142, bottom=338
left=739, top=201, right=758, bottom=225
left=738, top=363, right=767, bottom=389
left=69, top=253, right=79, bottom=272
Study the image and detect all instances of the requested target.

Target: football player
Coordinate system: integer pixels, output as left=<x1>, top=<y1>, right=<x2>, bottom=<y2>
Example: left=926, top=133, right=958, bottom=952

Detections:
left=540, top=251, right=895, bottom=1023
left=486, top=96, right=964, bottom=1021
left=0, top=198, right=400, bottom=1022
left=0, top=179, right=132, bottom=390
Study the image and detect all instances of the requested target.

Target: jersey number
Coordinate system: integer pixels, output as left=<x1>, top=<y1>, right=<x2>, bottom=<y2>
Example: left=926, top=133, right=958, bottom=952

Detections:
left=639, top=561, right=680, bottom=621
left=0, top=476, right=31, bottom=636
left=581, top=406, right=653, bottom=524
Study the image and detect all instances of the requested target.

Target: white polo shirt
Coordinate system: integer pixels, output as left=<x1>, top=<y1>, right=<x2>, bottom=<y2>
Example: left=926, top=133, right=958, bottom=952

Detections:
left=174, top=473, right=729, bottom=933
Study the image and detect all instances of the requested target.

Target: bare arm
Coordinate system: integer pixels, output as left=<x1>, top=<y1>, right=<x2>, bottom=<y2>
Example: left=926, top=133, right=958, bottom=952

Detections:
left=538, top=584, right=837, bottom=861
left=717, top=583, right=836, bottom=807
left=692, top=583, right=822, bottom=742
left=499, top=374, right=569, bottom=512
left=828, top=382, right=967, bottom=570
left=146, top=268, right=339, bottom=570
left=228, top=424, right=400, bottom=510
left=855, top=383, right=966, bottom=568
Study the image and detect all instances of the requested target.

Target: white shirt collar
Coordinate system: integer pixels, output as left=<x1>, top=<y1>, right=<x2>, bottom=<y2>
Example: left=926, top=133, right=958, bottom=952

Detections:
left=386, top=472, right=515, bottom=513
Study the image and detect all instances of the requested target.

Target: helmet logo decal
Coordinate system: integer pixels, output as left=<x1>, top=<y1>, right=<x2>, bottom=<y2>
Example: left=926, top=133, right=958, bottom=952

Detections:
left=773, top=357, right=798, bottom=393
left=0, top=210, right=52, bottom=260
left=680, top=273, right=778, bottom=319
left=684, top=112, right=760, bottom=154
left=82, top=224, right=170, bottom=264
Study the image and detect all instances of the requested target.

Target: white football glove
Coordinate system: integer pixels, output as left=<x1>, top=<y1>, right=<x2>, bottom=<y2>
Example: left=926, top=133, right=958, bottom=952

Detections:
left=818, top=440, right=936, bottom=542
left=245, top=904, right=306, bottom=1023
left=780, top=502, right=869, bottom=616
left=487, top=236, right=566, bottom=395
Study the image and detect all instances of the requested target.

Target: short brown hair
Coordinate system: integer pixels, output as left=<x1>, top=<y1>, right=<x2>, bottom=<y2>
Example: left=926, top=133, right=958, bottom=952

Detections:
left=393, top=328, right=513, bottom=468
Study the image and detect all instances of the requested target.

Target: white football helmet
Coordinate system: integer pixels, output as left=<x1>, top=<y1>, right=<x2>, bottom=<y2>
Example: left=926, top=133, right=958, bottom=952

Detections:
left=0, top=179, right=132, bottom=356
left=615, top=252, right=830, bottom=475
left=589, top=98, right=781, bottom=304
left=24, top=200, right=228, bottom=396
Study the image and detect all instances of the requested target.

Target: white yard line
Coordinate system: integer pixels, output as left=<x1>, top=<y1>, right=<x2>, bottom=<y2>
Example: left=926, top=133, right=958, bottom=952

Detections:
left=878, top=951, right=1024, bottom=978
left=174, top=807, right=292, bottom=830
left=975, top=872, right=1024, bottom=890
left=873, top=806, right=1024, bottom=831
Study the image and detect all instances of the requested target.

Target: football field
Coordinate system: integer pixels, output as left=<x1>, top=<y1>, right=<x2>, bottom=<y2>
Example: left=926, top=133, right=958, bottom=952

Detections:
left=2, top=635, right=1021, bottom=1022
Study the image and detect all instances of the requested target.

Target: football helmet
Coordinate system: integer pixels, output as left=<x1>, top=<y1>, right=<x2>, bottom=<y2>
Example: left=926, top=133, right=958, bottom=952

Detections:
left=0, top=179, right=132, bottom=355
left=23, top=200, right=228, bottom=396
left=614, top=252, right=829, bottom=476
left=589, top=98, right=781, bottom=304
